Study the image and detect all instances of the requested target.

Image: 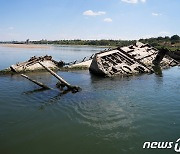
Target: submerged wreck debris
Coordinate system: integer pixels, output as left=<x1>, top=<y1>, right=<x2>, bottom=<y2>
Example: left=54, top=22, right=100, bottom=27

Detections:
left=21, top=74, right=50, bottom=89
left=21, top=64, right=81, bottom=93
left=89, top=42, right=179, bottom=77
left=0, top=42, right=179, bottom=78
left=153, top=48, right=180, bottom=65
left=10, top=55, right=64, bottom=73
left=39, top=62, right=81, bottom=93
left=67, top=54, right=95, bottom=69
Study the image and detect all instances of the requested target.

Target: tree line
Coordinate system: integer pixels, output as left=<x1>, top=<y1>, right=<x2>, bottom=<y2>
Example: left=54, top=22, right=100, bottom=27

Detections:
left=31, top=39, right=136, bottom=47
left=139, top=35, right=180, bottom=47
left=1, top=35, right=179, bottom=49
left=31, top=34, right=180, bottom=48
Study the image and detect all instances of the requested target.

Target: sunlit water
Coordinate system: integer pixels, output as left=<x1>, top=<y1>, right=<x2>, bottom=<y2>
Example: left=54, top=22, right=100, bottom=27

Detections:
left=0, top=45, right=179, bottom=154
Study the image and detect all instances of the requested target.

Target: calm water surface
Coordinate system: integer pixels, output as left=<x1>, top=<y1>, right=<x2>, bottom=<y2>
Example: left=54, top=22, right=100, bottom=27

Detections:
left=0, top=45, right=179, bottom=154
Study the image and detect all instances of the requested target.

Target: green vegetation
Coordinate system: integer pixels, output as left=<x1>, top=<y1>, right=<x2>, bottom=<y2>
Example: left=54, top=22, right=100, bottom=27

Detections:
left=31, top=39, right=136, bottom=47
left=139, top=35, right=180, bottom=51
left=31, top=34, right=180, bottom=50
left=28, top=35, right=180, bottom=51
left=0, top=35, right=179, bottom=51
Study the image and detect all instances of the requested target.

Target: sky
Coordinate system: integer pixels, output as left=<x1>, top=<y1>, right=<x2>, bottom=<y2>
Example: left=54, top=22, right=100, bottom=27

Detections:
left=0, top=0, right=180, bottom=41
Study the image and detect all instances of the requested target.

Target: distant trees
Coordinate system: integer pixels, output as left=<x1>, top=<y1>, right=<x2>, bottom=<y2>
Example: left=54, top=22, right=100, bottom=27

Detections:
left=139, top=35, right=180, bottom=48
left=171, top=35, right=180, bottom=44
left=24, top=34, right=179, bottom=50
left=171, top=35, right=180, bottom=41
left=31, top=39, right=136, bottom=47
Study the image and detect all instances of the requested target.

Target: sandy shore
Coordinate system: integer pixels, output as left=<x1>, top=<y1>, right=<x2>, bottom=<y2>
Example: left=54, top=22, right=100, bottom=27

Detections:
left=0, top=43, right=51, bottom=49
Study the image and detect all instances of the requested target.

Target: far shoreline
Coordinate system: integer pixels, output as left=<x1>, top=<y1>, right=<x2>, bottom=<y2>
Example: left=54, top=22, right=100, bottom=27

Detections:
left=0, top=43, right=111, bottom=49
left=0, top=43, right=51, bottom=49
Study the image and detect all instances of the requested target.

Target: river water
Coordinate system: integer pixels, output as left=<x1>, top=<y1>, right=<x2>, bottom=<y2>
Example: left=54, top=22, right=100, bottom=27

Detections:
left=0, top=45, right=179, bottom=154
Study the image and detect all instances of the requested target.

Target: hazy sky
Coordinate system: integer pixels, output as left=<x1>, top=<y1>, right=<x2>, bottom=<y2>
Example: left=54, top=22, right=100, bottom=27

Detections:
left=0, top=0, right=179, bottom=41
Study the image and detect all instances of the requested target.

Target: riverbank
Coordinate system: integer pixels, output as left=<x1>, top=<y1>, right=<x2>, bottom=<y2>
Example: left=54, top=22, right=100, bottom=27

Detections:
left=0, top=43, right=51, bottom=49
left=0, top=43, right=111, bottom=49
